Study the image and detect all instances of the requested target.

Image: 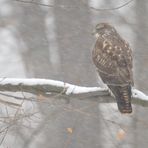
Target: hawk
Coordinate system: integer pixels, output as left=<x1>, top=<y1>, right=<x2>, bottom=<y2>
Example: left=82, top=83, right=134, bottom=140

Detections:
left=92, top=23, right=134, bottom=113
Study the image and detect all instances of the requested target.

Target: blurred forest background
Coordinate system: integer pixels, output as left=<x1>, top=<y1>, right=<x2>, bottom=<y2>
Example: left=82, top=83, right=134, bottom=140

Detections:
left=0, top=0, right=148, bottom=148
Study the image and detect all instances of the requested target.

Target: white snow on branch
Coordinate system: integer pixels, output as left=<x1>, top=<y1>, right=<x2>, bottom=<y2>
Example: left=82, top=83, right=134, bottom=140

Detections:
left=0, top=78, right=64, bottom=86
left=0, top=78, right=108, bottom=96
left=65, top=85, right=107, bottom=95
left=0, top=78, right=147, bottom=102
left=132, top=88, right=148, bottom=101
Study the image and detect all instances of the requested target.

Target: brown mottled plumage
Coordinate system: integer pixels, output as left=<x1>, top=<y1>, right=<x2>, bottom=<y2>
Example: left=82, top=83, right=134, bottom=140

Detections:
left=92, top=23, right=134, bottom=113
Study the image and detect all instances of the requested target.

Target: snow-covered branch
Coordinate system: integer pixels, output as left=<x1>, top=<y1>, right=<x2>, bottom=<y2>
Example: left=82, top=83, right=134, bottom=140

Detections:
left=0, top=78, right=109, bottom=96
left=0, top=78, right=147, bottom=105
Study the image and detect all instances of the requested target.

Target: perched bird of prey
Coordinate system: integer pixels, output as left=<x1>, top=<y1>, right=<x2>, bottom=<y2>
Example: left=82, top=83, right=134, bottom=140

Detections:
left=92, top=23, right=134, bottom=113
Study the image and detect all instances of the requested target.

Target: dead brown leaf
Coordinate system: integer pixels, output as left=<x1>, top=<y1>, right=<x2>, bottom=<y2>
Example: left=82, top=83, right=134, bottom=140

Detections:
left=116, top=129, right=126, bottom=140
left=67, top=128, right=73, bottom=134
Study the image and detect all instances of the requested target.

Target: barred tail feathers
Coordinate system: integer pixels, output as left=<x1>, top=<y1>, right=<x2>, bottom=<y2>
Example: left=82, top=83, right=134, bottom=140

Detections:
left=108, top=85, right=132, bottom=113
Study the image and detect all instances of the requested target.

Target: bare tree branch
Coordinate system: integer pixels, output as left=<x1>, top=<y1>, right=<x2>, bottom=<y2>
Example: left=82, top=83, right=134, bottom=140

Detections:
left=13, top=0, right=134, bottom=11
left=87, top=0, right=134, bottom=11
left=14, top=0, right=55, bottom=7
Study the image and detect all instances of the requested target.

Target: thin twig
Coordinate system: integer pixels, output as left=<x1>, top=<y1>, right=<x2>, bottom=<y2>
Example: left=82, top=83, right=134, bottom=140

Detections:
left=0, top=92, right=37, bottom=102
left=13, top=0, right=134, bottom=11
left=87, top=0, right=134, bottom=11
left=13, top=0, right=75, bottom=8
left=0, top=98, right=21, bottom=107
left=0, top=126, right=8, bottom=146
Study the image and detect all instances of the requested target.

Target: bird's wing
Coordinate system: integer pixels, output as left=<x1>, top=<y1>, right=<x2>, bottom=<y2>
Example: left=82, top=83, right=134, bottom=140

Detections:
left=92, top=36, right=133, bottom=86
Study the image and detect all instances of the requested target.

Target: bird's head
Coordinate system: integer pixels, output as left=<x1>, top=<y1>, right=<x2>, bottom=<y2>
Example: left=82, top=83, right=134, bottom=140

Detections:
left=92, top=23, right=116, bottom=38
